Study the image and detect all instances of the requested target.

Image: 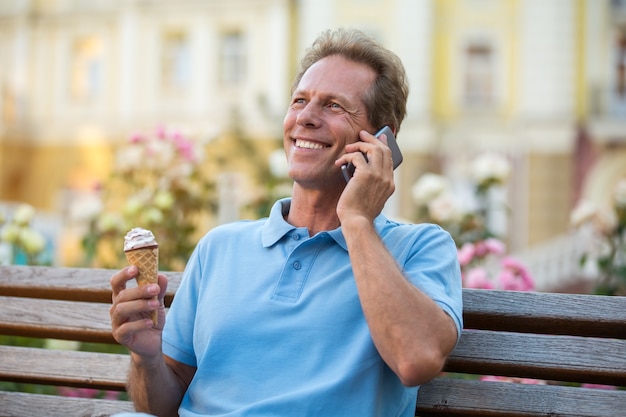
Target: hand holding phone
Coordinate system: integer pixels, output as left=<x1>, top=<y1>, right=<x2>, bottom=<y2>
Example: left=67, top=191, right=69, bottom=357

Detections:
left=341, top=126, right=403, bottom=182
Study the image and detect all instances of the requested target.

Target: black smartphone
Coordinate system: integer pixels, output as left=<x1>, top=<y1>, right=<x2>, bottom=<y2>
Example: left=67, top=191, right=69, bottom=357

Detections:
left=341, top=126, right=403, bottom=182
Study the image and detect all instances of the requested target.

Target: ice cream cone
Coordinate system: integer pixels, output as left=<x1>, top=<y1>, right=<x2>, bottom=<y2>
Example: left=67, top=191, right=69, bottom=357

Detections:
left=125, top=246, right=159, bottom=325
left=124, top=228, right=159, bottom=325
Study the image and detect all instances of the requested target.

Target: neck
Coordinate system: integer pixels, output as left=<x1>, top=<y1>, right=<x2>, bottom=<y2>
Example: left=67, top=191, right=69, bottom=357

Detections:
left=286, top=186, right=342, bottom=236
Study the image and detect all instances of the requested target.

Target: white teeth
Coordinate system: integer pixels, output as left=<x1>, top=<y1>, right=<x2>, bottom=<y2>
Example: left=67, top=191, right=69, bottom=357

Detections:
left=295, top=139, right=326, bottom=150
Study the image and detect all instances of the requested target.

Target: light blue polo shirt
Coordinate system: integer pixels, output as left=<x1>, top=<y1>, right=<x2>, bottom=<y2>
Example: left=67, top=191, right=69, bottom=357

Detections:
left=162, top=198, right=463, bottom=417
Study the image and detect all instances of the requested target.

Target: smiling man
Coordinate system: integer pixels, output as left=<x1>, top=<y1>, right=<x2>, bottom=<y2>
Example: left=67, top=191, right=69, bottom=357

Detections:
left=110, top=28, right=463, bottom=417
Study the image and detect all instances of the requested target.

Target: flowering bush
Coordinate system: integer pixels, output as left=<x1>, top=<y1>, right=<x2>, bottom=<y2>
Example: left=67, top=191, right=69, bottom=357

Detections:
left=0, top=203, right=48, bottom=265
left=458, top=240, right=534, bottom=291
left=57, top=386, right=123, bottom=400
left=412, top=152, right=534, bottom=291
left=245, top=148, right=292, bottom=218
left=479, top=375, right=546, bottom=385
left=81, top=126, right=216, bottom=271
left=570, top=178, right=626, bottom=295
left=413, top=152, right=540, bottom=386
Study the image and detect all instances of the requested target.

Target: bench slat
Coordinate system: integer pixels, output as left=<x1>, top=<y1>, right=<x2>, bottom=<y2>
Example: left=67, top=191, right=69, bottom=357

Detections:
left=0, top=346, right=129, bottom=390
left=0, top=391, right=135, bottom=417
left=0, top=265, right=181, bottom=305
left=3, top=297, right=625, bottom=386
left=3, top=266, right=625, bottom=338
left=447, top=330, right=626, bottom=386
left=0, top=296, right=115, bottom=343
left=463, top=289, right=626, bottom=338
left=416, top=378, right=626, bottom=417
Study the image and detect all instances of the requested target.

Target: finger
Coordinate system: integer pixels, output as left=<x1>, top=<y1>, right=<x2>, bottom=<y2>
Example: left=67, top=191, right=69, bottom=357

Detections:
left=110, top=296, right=160, bottom=327
left=157, top=274, right=168, bottom=301
left=359, top=129, right=380, bottom=143
left=111, top=317, right=156, bottom=346
left=335, top=150, right=368, bottom=170
left=110, top=266, right=138, bottom=299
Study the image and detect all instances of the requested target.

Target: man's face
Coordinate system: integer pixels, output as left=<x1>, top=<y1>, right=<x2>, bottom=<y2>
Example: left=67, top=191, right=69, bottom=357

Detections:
left=283, top=55, right=376, bottom=187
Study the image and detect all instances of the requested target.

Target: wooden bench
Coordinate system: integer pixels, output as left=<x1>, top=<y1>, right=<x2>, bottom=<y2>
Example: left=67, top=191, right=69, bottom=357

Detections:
left=1, top=264, right=625, bottom=417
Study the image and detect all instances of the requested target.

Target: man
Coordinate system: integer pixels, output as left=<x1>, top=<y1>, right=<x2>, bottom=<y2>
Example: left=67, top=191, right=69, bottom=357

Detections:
left=110, top=28, right=463, bottom=417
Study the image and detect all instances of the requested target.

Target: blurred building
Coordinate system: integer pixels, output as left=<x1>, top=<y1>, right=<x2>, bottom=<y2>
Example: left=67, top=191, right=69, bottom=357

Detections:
left=0, top=0, right=293, bottom=210
left=1, top=0, right=625, bottom=285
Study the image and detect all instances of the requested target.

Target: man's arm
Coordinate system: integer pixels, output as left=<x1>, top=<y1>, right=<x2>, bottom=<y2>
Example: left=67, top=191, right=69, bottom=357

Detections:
left=336, top=132, right=459, bottom=386
left=127, top=353, right=195, bottom=416
left=340, top=217, right=458, bottom=387
left=110, top=267, right=196, bottom=415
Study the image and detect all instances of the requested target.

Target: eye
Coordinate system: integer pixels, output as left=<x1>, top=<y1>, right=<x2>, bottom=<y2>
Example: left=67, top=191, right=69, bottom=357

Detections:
left=328, top=102, right=344, bottom=111
left=290, top=98, right=306, bottom=108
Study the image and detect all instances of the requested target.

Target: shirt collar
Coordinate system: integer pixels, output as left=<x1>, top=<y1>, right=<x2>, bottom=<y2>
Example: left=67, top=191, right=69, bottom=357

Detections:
left=261, top=198, right=297, bottom=247
left=261, top=198, right=389, bottom=250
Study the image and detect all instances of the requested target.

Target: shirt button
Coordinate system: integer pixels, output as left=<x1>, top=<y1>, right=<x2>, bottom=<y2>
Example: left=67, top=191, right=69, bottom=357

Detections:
left=292, top=233, right=300, bottom=240
left=293, top=261, right=302, bottom=270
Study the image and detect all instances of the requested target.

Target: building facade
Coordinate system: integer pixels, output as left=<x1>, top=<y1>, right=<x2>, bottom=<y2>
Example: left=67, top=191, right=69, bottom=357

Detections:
left=1, top=0, right=625, bottom=270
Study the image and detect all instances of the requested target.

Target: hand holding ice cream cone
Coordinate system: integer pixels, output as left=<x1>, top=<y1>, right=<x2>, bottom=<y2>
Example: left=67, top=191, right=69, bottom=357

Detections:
left=124, top=227, right=159, bottom=325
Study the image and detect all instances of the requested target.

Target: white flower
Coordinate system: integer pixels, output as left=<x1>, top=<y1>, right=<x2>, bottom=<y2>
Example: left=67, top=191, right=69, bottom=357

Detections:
left=115, top=145, right=144, bottom=172
left=140, top=207, right=164, bottom=225
left=427, top=193, right=461, bottom=223
left=273, top=183, right=293, bottom=199
left=96, top=213, right=125, bottom=233
left=471, top=152, right=511, bottom=186
left=167, top=161, right=194, bottom=181
left=570, top=200, right=598, bottom=228
left=145, top=140, right=174, bottom=168
left=13, top=204, right=36, bottom=226
left=412, top=173, right=451, bottom=205
left=124, top=194, right=148, bottom=217
left=268, top=149, right=289, bottom=178
left=1, top=223, right=21, bottom=244
left=69, top=194, right=103, bottom=223
left=44, top=339, right=80, bottom=351
left=18, top=228, right=46, bottom=255
left=154, top=190, right=175, bottom=210
left=614, top=178, right=626, bottom=208
left=593, top=208, right=618, bottom=237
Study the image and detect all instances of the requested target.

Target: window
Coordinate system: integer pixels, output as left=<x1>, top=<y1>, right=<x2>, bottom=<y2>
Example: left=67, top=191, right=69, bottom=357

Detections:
left=161, top=29, right=190, bottom=92
left=70, top=36, right=103, bottom=101
left=220, top=32, right=246, bottom=85
left=463, top=42, right=494, bottom=107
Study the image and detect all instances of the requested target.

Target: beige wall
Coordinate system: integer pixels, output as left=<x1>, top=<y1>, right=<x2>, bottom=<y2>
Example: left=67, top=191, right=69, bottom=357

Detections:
left=0, top=141, right=114, bottom=211
left=527, top=154, right=573, bottom=245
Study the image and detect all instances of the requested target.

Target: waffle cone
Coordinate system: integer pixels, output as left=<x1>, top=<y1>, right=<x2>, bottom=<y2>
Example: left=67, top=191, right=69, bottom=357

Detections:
left=125, top=246, right=159, bottom=325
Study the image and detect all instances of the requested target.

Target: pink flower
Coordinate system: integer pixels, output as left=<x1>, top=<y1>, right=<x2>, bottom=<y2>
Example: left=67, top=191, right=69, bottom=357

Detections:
left=58, top=387, right=122, bottom=399
left=480, top=375, right=545, bottom=385
left=172, top=133, right=196, bottom=161
left=483, top=238, right=506, bottom=256
left=498, top=269, right=525, bottom=291
left=480, top=375, right=505, bottom=382
left=129, top=133, right=145, bottom=143
left=474, top=238, right=506, bottom=258
left=464, top=267, right=494, bottom=289
left=580, top=383, right=617, bottom=390
left=58, top=387, right=99, bottom=398
left=156, top=125, right=167, bottom=139
left=499, top=256, right=534, bottom=291
left=103, top=390, right=123, bottom=400
left=457, top=243, right=475, bottom=267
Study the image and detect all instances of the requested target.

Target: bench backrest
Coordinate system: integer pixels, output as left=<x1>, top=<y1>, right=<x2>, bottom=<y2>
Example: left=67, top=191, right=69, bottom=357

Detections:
left=1, top=265, right=625, bottom=417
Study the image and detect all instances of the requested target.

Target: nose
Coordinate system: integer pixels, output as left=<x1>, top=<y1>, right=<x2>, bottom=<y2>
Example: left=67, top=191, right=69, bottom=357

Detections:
left=296, top=102, right=321, bottom=128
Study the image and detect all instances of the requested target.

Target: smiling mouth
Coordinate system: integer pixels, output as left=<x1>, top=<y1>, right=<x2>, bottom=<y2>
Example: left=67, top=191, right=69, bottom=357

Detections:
left=295, top=139, right=328, bottom=150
